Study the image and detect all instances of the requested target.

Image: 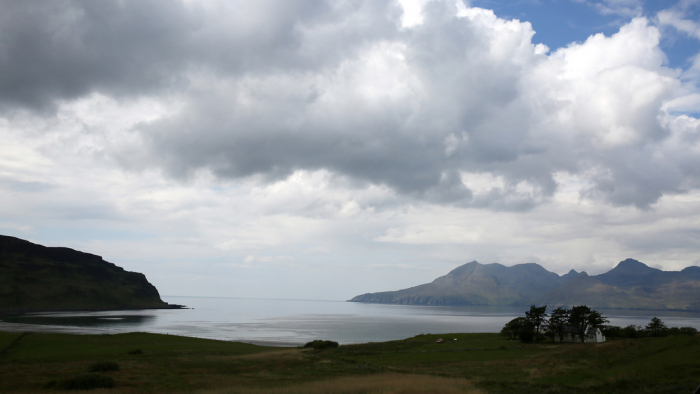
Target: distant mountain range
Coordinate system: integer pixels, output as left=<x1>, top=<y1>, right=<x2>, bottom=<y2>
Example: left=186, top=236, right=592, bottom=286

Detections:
left=0, top=235, right=179, bottom=312
left=349, top=259, right=700, bottom=311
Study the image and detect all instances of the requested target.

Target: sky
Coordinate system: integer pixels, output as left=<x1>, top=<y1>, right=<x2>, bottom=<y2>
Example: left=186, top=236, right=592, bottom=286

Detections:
left=2, top=0, right=700, bottom=301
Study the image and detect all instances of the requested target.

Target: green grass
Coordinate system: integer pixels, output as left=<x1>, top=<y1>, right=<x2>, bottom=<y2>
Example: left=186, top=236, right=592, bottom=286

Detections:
left=0, top=331, right=698, bottom=393
left=0, top=331, right=23, bottom=351
left=324, top=333, right=700, bottom=393
left=3, top=332, right=270, bottom=361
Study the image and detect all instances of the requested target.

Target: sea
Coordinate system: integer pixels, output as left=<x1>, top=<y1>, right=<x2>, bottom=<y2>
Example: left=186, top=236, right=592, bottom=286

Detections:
left=2, top=296, right=700, bottom=346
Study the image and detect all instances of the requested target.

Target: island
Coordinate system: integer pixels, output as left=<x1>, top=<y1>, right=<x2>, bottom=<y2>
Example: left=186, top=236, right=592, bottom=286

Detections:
left=349, top=259, right=700, bottom=311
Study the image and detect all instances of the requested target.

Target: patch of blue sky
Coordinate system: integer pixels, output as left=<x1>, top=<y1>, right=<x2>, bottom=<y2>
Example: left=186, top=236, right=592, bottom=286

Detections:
left=469, top=0, right=700, bottom=69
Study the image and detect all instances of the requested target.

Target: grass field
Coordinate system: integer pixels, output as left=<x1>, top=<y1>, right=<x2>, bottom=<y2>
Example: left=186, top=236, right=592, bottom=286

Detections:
left=0, top=330, right=698, bottom=393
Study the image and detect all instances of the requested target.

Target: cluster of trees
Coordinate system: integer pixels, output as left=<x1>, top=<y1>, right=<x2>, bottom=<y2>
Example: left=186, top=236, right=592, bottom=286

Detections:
left=501, top=305, right=608, bottom=343
left=601, top=317, right=698, bottom=339
left=503, top=307, right=699, bottom=343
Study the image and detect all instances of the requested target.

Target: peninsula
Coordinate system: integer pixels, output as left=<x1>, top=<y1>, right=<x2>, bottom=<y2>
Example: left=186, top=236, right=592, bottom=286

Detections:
left=0, top=235, right=180, bottom=312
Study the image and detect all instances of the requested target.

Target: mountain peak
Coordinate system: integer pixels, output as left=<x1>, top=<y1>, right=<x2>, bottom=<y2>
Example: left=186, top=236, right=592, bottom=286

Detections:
left=610, top=258, right=659, bottom=275
left=445, top=261, right=482, bottom=277
left=349, top=257, right=700, bottom=310
left=560, top=269, right=579, bottom=283
left=681, top=266, right=700, bottom=280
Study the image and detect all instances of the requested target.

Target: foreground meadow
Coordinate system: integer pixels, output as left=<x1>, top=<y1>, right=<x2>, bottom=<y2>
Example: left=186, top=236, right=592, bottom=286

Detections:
left=0, top=330, right=698, bottom=393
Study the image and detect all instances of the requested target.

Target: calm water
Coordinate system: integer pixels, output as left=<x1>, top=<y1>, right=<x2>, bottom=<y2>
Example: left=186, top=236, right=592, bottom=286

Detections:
left=2, top=296, right=700, bottom=346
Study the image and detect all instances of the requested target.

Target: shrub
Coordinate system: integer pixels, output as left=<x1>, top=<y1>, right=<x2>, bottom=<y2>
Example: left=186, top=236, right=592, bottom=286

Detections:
left=87, top=361, right=119, bottom=372
left=303, top=340, right=339, bottom=350
left=623, top=325, right=640, bottom=338
left=518, top=329, right=534, bottom=343
left=679, top=326, right=698, bottom=335
left=49, top=374, right=115, bottom=390
left=601, top=325, right=624, bottom=340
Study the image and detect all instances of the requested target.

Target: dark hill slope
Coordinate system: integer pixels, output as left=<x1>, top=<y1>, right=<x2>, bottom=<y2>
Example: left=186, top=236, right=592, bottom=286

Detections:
left=350, top=259, right=700, bottom=311
left=0, top=235, right=173, bottom=312
left=350, top=261, right=562, bottom=306
left=539, top=259, right=700, bottom=310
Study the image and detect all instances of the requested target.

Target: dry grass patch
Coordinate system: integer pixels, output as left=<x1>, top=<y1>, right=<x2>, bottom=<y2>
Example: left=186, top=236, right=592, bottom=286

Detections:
left=223, top=349, right=302, bottom=362
left=199, top=373, right=483, bottom=394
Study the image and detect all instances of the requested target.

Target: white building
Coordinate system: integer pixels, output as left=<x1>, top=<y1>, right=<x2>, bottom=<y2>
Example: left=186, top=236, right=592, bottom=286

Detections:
left=555, top=326, right=606, bottom=343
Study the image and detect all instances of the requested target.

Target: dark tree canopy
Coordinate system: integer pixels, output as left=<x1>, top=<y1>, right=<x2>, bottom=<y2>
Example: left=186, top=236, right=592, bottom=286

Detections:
left=646, top=317, right=668, bottom=337
left=501, top=317, right=534, bottom=342
left=568, top=305, right=608, bottom=343
left=525, top=305, right=548, bottom=341
left=548, top=306, right=570, bottom=343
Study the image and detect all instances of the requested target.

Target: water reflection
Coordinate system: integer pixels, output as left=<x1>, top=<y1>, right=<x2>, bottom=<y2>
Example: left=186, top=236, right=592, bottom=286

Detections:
left=0, top=312, right=156, bottom=328
left=0, top=297, right=699, bottom=346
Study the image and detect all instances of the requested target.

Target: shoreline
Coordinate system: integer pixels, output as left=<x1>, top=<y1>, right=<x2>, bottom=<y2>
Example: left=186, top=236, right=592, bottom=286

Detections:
left=0, top=303, right=187, bottom=315
left=0, top=324, right=303, bottom=347
left=346, top=300, right=700, bottom=313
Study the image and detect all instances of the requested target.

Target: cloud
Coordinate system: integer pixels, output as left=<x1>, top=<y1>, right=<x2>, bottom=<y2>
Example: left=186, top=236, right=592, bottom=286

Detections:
left=592, top=0, right=643, bottom=18
left=0, top=0, right=198, bottom=113
left=0, top=177, right=55, bottom=193
left=658, top=8, right=700, bottom=40
left=125, top=8, right=697, bottom=209
left=0, top=223, right=33, bottom=233
left=0, top=0, right=401, bottom=113
left=3, top=0, right=700, bottom=299
left=375, top=224, right=482, bottom=244
left=2, top=0, right=700, bottom=214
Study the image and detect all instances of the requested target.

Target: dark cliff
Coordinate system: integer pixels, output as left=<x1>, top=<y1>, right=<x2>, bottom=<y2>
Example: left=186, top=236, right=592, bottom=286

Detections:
left=0, top=235, right=175, bottom=312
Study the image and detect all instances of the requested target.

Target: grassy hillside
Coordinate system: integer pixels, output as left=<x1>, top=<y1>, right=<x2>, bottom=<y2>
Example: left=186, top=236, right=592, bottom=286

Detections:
left=0, top=235, right=171, bottom=311
left=0, top=330, right=698, bottom=393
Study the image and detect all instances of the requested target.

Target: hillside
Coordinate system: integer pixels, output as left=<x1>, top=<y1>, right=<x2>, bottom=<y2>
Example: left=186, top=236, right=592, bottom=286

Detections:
left=539, top=259, right=700, bottom=310
left=350, top=261, right=562, bottom=306
left=0, top=235, right=177, bottom=312
left=350, top=258, right=700, bottom=311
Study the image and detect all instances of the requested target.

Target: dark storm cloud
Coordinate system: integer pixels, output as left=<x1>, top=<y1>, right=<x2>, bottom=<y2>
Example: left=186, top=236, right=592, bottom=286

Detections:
left=0, top=0, right=196, bottom=111
left=0, top=0, right=400, bottom=112
left=2, top=0, right=700, bottom=210
left=120, top=1, right=565, bottom=210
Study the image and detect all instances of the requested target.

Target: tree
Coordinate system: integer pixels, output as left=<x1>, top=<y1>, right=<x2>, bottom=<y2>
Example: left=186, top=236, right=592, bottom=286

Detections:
left=525, top=305, right=548, bottom=341
left=548, top=307, right=570, bottom=343
left=501, top=317, right=534, bottom=342
left=568, top=305, right=608, bottom=343
left=645, top=317, right=668, bottom=337
left=501, top=317, right=525, bottom=340
left=587, top=309, right=608, bottom=328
